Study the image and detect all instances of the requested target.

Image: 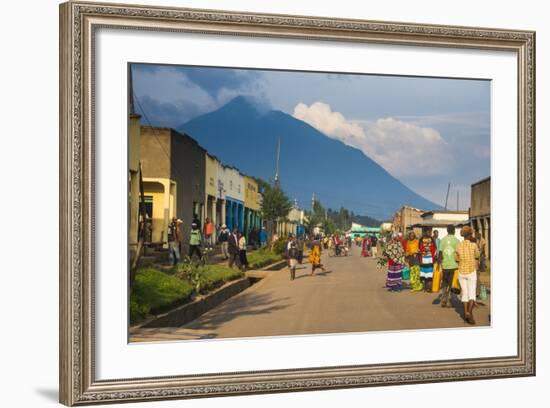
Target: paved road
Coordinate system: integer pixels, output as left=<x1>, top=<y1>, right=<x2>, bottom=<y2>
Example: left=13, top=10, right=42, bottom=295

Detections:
left=130, top=245, right=490, bottom=342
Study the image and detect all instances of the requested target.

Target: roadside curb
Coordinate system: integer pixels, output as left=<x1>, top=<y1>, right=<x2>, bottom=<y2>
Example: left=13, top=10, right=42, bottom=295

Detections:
left=132, top=277, right=251, bottom=330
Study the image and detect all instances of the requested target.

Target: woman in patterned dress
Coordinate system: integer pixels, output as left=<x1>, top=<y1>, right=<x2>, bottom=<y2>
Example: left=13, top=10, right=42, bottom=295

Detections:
left=419, top=228, right=436, bottom=292
left=383, top=234, right=406, bottom=292
left=406, top=231, right=423, bottom=292
left=308, top=236, right=326, bottom=275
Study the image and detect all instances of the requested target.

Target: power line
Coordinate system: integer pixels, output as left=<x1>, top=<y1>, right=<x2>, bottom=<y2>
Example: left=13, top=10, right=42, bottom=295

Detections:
left=133, top=92, right=175, bottom=172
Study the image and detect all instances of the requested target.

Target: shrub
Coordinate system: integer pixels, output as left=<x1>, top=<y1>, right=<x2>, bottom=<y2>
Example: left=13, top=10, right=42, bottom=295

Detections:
left=130, top=298, right=150, bottom=323
left=130, top=268, right=194, bottom=324
left=201, top=265, right=244, bottom=291
left=130, top=264, right=246, bottom=325
left=247, top=248, right=282, bottom=268
left=174, top=261, right=244, bottom=294
left=271, top=236, right=288, bottom=256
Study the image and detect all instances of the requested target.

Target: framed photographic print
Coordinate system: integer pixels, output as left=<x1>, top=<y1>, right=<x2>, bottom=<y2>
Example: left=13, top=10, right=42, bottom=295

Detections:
left=59, top=1, right=536, bottom=405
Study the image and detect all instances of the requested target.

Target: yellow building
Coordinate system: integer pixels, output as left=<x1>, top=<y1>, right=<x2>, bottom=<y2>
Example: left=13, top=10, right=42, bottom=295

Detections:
left=142, top=178, right=177, bottom=244
left=244, top=176, right=260, bottom=211
left=139, top=127, right=178, bottom=246
left=128, top=93, right=141, bottom=256
left=244, top=176, right=262, bottom=240
left=204, top=153, right=225, bottom=230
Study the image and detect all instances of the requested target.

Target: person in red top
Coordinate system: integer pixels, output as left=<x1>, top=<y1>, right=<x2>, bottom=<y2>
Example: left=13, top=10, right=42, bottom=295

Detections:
left=333, top=234, right=342, bottom=256
left=419, top=228, right=436, bottom=292
left=203, top=218, right=214, bottom=252
left=361, top=236, right=370, bottom=257
left=397, top=232, right=407, bottom=251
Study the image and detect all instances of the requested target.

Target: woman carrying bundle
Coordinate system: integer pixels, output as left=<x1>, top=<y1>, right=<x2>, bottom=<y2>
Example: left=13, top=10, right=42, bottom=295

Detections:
left=308, top=235, right=326, bottom=276
left=383, top=234, right=406, bottom=292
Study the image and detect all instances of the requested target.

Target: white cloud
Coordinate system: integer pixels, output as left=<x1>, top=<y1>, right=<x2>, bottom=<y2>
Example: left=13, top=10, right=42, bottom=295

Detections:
left=293, top=102, right=452, bottom=177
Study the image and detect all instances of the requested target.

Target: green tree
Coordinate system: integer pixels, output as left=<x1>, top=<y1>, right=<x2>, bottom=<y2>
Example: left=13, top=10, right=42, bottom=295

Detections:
left=338, top=206, right=351, bottom=231
left=259, top=180, right=293, bottom=242
left=304, top=199, right=326, bottom=236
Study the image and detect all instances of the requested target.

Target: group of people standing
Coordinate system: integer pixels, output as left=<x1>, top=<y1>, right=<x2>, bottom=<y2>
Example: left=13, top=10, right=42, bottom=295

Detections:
left=217, top=224, right=250, bottom=271
left=167, top=215, right=255, bottom=271
left=167, top=216, right=204, bottom=265
left=321, top=234, right=352, bottom=256
left=383, top=224, right=486, bottom=325
left=360, top=234, right=379, bottom=258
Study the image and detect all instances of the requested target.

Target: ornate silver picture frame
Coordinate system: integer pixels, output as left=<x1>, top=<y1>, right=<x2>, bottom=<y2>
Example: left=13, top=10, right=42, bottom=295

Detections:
left=59, top=1, right=535, bottom=405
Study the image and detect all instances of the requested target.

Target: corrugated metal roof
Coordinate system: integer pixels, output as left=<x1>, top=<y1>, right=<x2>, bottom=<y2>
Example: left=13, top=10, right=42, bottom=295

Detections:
left=411, top=219, right=468, bottom=227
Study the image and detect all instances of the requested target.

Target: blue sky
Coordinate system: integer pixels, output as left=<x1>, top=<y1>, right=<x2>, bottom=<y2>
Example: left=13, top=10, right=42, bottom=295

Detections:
left=132, top=63, right=490, bottom=210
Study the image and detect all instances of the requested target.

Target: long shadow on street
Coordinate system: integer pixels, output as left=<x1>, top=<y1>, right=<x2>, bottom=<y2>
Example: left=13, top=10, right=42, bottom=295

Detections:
left=182, top=291, right=291, bottom=332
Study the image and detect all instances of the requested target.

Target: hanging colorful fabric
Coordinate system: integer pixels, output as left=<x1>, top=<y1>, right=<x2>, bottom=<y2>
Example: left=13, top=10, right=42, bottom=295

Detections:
left=402, top=265, right=410, bottom=280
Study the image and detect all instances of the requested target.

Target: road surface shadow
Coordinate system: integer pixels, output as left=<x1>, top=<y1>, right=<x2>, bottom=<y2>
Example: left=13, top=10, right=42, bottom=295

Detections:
left=448, top=295, right=489, bottom=324
left=182, top=291, right=291, bottom=332
left=313, top=270, right=333, bottom=277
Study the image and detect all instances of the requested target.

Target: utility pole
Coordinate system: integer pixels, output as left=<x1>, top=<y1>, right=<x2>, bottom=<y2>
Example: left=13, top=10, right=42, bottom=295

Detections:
left=274, top=137, right=281, bottom=187
left=444, top=182, right=451, bottom=210
left=457, top=191, right=459, bottom=211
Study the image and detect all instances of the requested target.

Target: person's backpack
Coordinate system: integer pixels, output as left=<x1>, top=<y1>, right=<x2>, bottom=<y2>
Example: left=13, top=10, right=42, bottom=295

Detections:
left=288, top=243, right=298, bottom=259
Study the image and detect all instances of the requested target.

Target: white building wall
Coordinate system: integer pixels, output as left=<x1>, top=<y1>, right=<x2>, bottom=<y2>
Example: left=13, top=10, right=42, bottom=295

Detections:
left=216, top=162, right=228, bottom=200
left=224, top=166, right=244, bottom=202
left=430, top=212, right=469, bottom=221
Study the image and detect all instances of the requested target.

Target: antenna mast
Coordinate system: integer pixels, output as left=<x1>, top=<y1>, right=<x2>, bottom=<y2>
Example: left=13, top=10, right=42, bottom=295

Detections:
left=274, top=137, right=281, bottom=187
left=444, top=182, right=451, bottom=210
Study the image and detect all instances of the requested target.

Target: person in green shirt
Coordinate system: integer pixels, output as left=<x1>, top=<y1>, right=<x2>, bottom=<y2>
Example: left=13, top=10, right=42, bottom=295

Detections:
left=188, top=222, right=202, bottom=261
left=439, top=224, right=459, bottom=308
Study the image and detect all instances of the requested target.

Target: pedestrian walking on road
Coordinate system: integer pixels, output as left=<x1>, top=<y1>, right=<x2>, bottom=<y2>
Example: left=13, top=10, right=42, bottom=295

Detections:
left=227, top=228, right=241, bottom=269
left=286, top=235, right=299, bottom=280
left=361, top=236, right=370, bottom=257
left=383, top=234, right=405, bottom=292
left=419, top=228, right=436, bottom=292
left=439, top=224, right=459, bottom=307
left=238, top=232, right=249, bottom=271
left=259, top=227, right=268, bottom=248
left=456, top=225, right=480, bottom=325
left=432, top=229, right=441, bottom=261
left=371, top=235, right=379, bottom=257
left=218, top=224, right=230, bottom=260
left=309, top=236, right=326, bottom=275
left=203, top=217, right=214, bottom=252
left=406, top=231, right=423, bottom=292
left=168, top=217, right=183, bottom=265
left=188, top=222, right=203, bottom=261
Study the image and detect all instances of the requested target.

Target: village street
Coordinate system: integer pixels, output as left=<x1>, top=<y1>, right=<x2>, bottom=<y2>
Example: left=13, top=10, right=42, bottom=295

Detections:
left=130, top=245, right=490, bottom=342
